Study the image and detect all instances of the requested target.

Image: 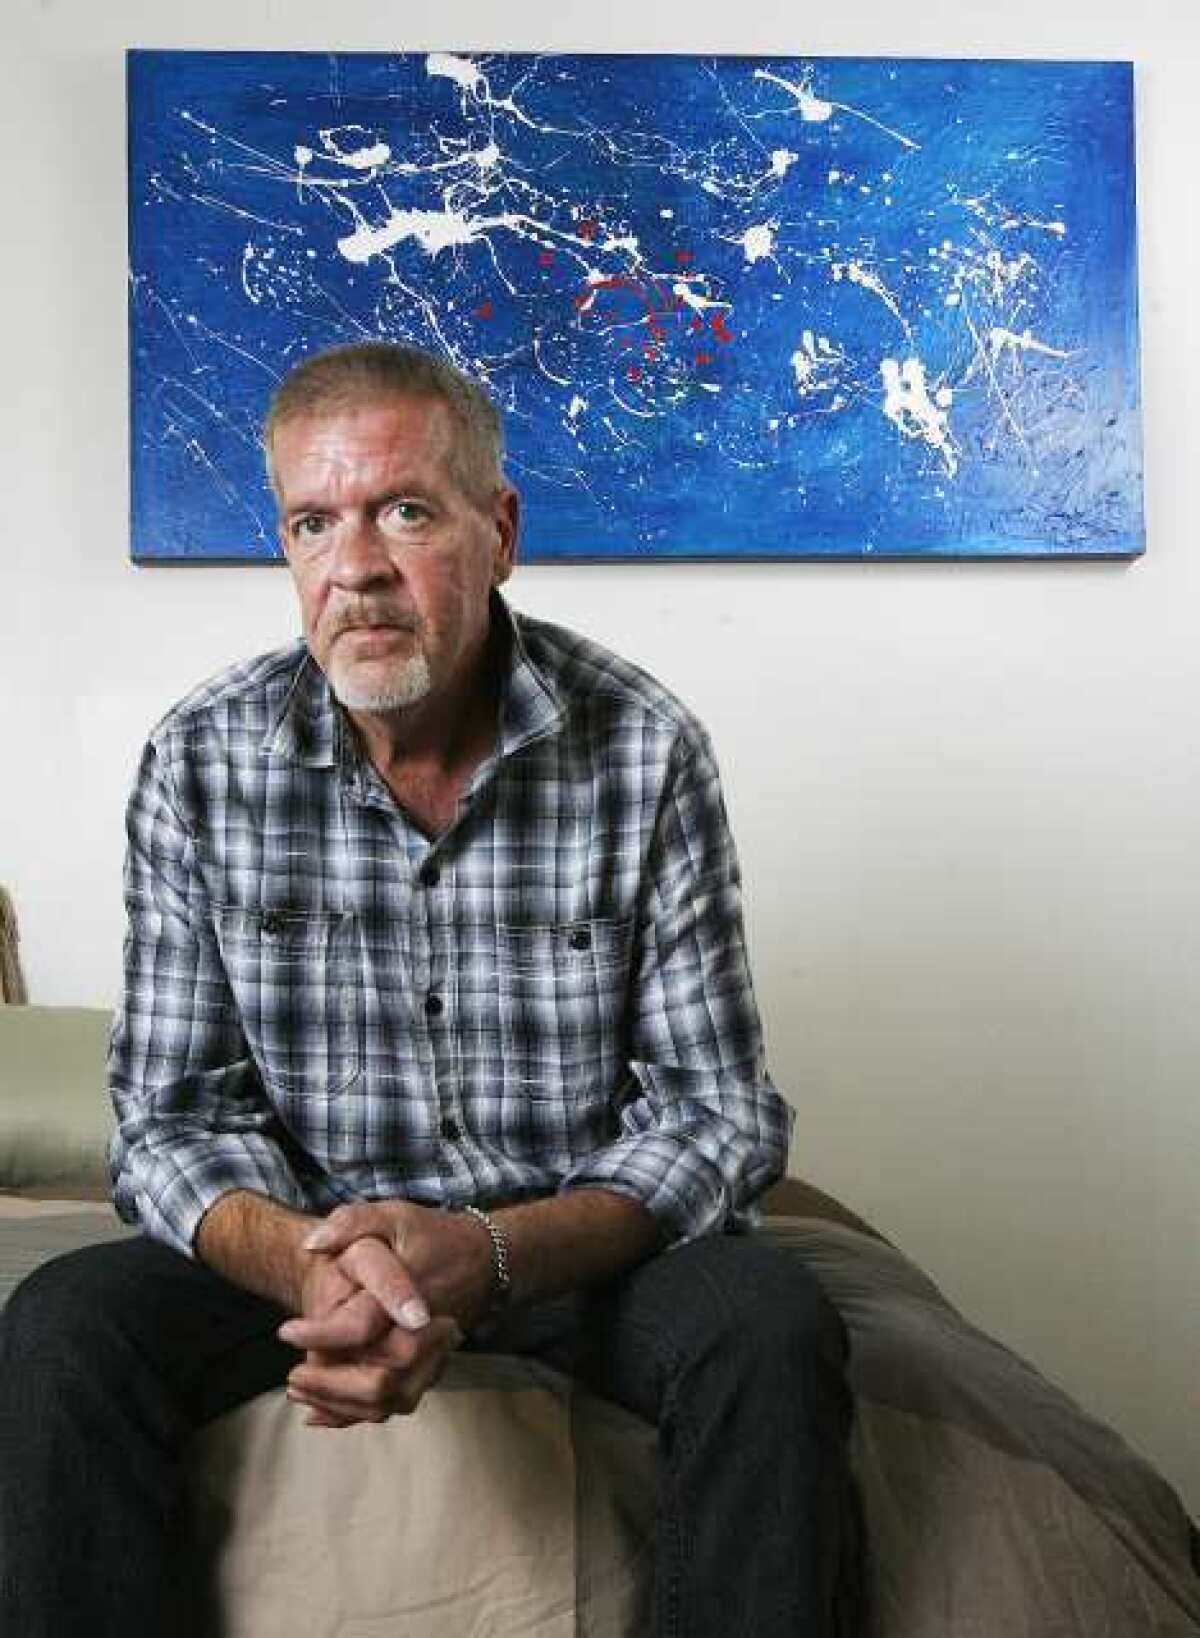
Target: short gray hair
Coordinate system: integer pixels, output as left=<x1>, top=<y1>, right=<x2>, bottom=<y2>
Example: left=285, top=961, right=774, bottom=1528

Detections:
left=264, top=341, right=505, bottom=500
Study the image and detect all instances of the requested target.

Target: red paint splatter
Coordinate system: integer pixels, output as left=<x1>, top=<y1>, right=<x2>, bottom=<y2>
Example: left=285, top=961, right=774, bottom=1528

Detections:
left=695, top=351, right=713, bottom=366
left=710, top=314, right=734, bottom=344
left=577, top=219, right=599, bottom=242
left=473, top=300, right=493, bottom=320
left=538, top=250, right=555, bottom=267
left=675, top=249, right=692, bottom=265
left=643, top=344, right=660, bottom=360
left=688, top=316, right=704, bottom=334
left=592, top=275, right=640, bottom=297
left=626, top=365, right=644, bottom=382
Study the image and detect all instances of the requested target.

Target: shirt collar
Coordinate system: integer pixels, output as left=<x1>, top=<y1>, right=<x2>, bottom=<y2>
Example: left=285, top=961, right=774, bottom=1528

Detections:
left=261, top=643, right=339, bottom=768
left=260, top=594, right=565, bottom=771
left=493, top=593, right=566, bottom=758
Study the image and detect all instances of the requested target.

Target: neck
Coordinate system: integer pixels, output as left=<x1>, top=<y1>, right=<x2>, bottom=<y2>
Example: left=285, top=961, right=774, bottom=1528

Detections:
left=344, top=625, right=507, bottom=835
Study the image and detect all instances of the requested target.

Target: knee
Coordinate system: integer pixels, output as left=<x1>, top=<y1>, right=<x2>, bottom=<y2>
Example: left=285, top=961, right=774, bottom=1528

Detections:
left=672, top=1238, right=848, bottom=1378
left=1, top=1243, right=141, bottom=1384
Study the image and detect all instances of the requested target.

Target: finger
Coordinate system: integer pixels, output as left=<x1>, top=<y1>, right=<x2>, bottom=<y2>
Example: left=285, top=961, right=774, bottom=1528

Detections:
left=279, top=1288, right=391, bottom=1352
left=298, top=1251, right=359, bottom=1320
left=337, top=1237, right=430, bottom=1331
left=302, top=1203, right=401, bottom=1256
left=288, top=1358, right=396, bottom=1420
left=365, top=1315, right=465, bottom=1366
left=287, top=1320, right=460, bottom=1420
left=286, top=1393, right=358, bottom=1430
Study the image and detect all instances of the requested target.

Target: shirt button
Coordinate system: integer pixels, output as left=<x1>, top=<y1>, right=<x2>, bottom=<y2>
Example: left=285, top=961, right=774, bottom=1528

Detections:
left=568, top=927, right=592, bottom=951
left=424, top=993, right=443, bottom=1017
left=419, top=863, right=440, bottom=887
left=440, top=1115, right=461, bottom=1141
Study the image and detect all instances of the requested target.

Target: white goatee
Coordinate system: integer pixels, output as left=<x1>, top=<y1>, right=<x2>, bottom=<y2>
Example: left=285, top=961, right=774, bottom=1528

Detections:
left=330, top=652, right=433, bottom=713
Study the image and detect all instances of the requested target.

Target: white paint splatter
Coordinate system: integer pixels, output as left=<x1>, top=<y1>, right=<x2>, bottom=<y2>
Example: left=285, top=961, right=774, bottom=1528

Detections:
left=740, top=223, right=776, bottom=264
left=832, top=259, right=909, bottom=335
left=770, top=148, right=799, bottom=176
left=672, top=281, right=731, bottom=317
left=320, top=134, right=391, bottom=170
left=984, top=248, right=1035, bottom=301
left=790, top=329, right=848, bottom=398
left=755, top=68, right=920, bottom=150
left=338, top=206, right=479, bottom=261
left=426, top=53, right=483, bottom=94
left=988, top=327, right=1075, bottom=363
left=1002, top=215, right=1066, bottom=237
left=880, top=357, right=958, bottom=477
left=567, top=395, right=588, bottom=421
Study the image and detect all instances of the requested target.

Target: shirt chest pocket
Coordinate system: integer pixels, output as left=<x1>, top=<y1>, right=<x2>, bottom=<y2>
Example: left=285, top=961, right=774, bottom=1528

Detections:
left=215, top=908, right=362, bottom=1099
left=494, top=918, right=632, bottom=1102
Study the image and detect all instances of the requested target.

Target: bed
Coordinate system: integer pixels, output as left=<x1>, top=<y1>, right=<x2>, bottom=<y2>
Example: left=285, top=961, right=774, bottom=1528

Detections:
left=3, top=1004, right=1198, bottom=1636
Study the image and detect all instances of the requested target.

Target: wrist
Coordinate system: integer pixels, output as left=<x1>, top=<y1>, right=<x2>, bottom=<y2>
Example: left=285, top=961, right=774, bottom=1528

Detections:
left=194, top=1190, right=326, bottom=1314
left=456, top=1204, right=513, bottom=1318
left=290, top=1228, right=326, bottom=1313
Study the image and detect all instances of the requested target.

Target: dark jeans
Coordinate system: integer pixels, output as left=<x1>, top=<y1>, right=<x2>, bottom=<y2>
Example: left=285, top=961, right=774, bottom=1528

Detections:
left=0, top=1230, right=855, bottom=1637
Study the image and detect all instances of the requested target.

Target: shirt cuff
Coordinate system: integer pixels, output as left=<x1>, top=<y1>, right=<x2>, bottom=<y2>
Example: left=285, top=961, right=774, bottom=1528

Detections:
left=113, top=1131, right=311, bottom=1259
left=558, top=1133, right=753, bottom=1244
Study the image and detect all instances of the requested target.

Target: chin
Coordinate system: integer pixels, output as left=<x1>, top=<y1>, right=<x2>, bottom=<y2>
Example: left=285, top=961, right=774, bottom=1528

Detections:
left=329, top=653, right=433, bottom=713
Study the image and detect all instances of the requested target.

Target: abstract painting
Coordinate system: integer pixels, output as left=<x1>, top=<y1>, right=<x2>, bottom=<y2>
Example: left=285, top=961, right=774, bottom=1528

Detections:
left=128, top=51, right=1142, bottom=561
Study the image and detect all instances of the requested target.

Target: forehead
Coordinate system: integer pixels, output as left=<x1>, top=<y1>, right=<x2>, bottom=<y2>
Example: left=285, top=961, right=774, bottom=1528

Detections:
left=270, top=393, right=459, bottom=503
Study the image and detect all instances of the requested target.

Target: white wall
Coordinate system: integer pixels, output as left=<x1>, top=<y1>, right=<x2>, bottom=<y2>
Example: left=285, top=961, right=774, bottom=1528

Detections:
left=3, top=0, right=1197, bottom=1513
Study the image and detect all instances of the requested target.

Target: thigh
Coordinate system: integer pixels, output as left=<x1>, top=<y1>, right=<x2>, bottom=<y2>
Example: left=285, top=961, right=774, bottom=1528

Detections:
left=478, top=1233, right=850, bottom=1429
left=1, top=1232, right=294, bottom=1427
left=581, top=1234, right=849, bottom=1419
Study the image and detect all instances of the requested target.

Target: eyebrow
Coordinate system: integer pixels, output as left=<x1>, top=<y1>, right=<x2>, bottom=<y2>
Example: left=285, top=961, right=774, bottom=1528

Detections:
left=280, top=483, right=439, bottom=519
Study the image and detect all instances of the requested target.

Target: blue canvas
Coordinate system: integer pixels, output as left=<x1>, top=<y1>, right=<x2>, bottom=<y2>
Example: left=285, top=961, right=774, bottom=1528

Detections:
left=128, top=51, right=1142, bottom=561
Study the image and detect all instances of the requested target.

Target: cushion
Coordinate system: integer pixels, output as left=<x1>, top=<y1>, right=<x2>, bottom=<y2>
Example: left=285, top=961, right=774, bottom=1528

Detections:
left=0, top=1006, right=114, bottom=1196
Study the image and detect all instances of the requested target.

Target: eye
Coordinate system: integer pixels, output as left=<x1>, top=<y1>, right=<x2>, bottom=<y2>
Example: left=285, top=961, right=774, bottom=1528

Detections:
left=290, top=513, right=331, bottom=543
left=382, top=498, right=432, bottom=531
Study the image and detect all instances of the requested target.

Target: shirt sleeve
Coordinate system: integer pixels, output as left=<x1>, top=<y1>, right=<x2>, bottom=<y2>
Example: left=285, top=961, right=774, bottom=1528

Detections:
left=108, top=735, right=310, bottom=1257
left=559, top=731, right=793, bottom=1241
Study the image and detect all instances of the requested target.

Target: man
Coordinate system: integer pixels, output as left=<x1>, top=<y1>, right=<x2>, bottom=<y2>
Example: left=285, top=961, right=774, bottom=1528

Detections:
left=0, top=342, right=853, bottom=1635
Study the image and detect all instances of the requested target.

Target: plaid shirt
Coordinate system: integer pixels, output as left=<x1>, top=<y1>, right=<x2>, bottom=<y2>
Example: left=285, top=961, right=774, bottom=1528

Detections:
left=109, top=602, right=791, bottom=1257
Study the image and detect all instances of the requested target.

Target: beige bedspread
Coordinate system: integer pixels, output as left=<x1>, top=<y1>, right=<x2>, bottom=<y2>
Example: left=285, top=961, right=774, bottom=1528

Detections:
left=3, top=1199, right=1198, bottom=1636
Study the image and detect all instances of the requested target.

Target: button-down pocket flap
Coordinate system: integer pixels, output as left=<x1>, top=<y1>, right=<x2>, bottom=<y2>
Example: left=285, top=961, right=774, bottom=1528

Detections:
left=495, top=919, right=632, bottom=1102
left=495, top=918, right=631, bottom=977
left=214, top=907, right=361, bottom=1096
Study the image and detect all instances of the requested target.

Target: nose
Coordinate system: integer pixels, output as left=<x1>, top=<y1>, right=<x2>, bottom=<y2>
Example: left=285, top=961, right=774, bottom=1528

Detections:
left=329, top=513, right=398, bottom=591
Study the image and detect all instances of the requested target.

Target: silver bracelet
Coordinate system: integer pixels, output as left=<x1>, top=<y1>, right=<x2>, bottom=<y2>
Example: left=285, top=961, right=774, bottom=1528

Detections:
left=459, top=1204, right=513, bottom=1309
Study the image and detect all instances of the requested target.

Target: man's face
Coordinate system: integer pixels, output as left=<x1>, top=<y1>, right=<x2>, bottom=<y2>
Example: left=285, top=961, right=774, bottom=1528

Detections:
left=272, top=393, right=517, bottom=716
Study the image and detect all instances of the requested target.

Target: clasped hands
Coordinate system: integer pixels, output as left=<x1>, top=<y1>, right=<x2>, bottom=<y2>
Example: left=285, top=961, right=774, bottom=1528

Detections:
left=278, top=1201, right=496, bottom=1429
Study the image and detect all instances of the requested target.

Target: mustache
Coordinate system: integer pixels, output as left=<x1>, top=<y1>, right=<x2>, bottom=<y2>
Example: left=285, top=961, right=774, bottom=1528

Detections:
left=324, top=602, right=421, bottom=641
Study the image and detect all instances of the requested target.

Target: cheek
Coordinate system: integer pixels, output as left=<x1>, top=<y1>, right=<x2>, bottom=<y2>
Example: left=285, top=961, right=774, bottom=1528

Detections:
left=288, top=569, right=330, bottom=645
left=288, top=561, right=319, bottom=611
left=435, top=564, right=491, bottom=644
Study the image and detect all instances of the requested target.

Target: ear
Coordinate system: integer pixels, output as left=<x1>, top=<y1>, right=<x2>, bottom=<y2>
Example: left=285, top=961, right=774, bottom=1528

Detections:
left=490, top=483, right=520, bottom=587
